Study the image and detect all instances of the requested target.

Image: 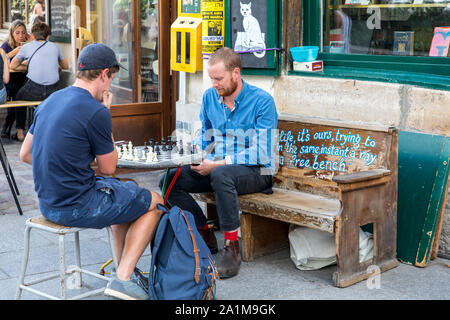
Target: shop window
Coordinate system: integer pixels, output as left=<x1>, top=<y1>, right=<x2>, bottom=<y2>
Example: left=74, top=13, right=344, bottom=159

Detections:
left=296, top=0, right=450, bottom=90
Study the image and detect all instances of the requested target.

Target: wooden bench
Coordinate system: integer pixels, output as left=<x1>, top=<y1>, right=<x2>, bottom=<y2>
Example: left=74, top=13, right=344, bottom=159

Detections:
left=193, top=113, right=399, bottom=288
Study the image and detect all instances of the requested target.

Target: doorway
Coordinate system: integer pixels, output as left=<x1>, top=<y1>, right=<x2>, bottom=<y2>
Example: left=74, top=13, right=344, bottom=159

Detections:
left=74, top=0, right=175, bottom=145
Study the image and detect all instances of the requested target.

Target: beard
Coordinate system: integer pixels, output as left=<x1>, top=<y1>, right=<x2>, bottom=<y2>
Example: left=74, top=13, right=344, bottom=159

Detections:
left=215, top=78, right=238, bottom=97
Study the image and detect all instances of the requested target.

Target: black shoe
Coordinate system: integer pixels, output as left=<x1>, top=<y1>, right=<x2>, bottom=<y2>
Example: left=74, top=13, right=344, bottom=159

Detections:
left=198, top=225, right=218, bottom=254
left=215, top=240, right=241, bottom=279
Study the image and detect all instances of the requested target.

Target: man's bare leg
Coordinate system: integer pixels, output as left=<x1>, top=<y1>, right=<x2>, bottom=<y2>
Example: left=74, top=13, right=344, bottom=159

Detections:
left=111, top=222, right=131, bottom=264
left=115, top=191, right=163, bottom=281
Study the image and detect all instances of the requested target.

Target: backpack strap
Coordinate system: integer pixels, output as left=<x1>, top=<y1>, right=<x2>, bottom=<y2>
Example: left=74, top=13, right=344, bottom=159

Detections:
left=179, top=209, right=201, bottom=284
left=27, top=40, right=48, bottom=70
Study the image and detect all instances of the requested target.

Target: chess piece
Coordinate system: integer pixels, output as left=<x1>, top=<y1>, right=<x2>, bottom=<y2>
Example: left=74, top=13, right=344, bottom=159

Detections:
left=178, top=139, right=184, bottom=155
left=167, top=136, right=173, bottom=151
left=133, top=148, right=140, bottom=161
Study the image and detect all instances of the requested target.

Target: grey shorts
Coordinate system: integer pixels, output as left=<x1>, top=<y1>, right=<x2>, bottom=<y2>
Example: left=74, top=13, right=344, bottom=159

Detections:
left=40, top=177, right=152, bottom=229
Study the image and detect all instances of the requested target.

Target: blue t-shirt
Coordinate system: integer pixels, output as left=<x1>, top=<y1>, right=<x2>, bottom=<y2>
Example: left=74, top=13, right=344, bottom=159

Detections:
left=195, top=80, right=278, bottom=174
left=16, top=40, right=64, bottom=85
left=29, top=86, right=114, bottom=209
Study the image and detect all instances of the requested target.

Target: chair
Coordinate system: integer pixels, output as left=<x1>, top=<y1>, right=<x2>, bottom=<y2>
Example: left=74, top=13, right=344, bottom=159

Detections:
left=16, top=216, right=118, bottom=300
left=0, top=137, right=22, bottom=215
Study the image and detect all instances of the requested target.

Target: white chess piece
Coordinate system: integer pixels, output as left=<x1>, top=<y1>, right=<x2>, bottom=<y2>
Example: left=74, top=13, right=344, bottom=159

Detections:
left=126, top=147, right=133, bottom=161
left=133, top=148, right=140, bottom=161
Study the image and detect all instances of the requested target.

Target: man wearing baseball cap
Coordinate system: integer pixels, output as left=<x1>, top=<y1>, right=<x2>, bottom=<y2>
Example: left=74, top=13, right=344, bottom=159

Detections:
left=20, top=43, right=163, bottom=300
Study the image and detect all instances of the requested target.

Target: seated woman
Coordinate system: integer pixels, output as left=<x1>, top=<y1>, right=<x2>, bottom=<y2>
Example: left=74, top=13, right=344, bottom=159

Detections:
left=10, top=22, right=69, bottom=102
left=0, top=20, right=29, bottom=141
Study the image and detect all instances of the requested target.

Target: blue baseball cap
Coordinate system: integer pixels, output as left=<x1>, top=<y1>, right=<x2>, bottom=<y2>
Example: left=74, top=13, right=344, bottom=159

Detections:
left=77, top=43, right=127, bottom=71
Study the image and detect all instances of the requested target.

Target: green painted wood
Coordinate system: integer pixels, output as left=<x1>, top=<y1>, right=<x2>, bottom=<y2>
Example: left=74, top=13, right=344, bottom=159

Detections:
left=415, top=138, right=450, bottom=267
left=397, top=131, right=449, bottom=265
left=289, top=67, right=450, bottom=91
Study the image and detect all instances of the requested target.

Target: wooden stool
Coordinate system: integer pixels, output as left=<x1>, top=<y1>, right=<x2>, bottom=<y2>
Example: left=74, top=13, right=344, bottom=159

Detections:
left=16, top=216, right=118, bottom=300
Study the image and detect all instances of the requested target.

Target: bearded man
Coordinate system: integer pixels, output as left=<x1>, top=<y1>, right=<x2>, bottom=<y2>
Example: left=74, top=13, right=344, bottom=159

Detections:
left=160, top=47, right=278, bottom=279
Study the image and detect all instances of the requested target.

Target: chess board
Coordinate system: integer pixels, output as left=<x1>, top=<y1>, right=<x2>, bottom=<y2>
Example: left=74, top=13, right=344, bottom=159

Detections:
left=117, top=148, right=204, bottom=169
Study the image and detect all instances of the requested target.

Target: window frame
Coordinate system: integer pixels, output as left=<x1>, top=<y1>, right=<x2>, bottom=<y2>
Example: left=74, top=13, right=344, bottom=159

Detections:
left=293, top=0, right=450, bottom=91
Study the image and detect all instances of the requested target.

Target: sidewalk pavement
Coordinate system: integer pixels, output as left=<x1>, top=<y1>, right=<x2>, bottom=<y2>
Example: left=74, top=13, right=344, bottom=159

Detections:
left=1, top=139, right=449, bottom=300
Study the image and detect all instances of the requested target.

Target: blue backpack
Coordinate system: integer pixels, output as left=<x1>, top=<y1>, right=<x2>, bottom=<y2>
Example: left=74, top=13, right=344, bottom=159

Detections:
left=148, top=204, right=219, bottom=300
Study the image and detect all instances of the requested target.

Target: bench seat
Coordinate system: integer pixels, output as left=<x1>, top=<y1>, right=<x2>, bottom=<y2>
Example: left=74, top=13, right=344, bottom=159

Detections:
left=193, top=188, right=341, bottom=234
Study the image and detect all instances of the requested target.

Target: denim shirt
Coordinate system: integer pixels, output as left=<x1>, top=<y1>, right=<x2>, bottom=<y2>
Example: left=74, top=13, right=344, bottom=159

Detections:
left=195, top=80, right=278, bottom=174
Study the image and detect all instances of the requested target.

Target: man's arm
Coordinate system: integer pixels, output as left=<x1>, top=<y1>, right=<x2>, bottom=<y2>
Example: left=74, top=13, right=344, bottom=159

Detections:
left=10, top=57, right=21, bottom=70
left=233, top=96, right=278, bottom=167
left=20, top=132, right=33, bottom=165
left=95, top=149, right=118, bottom=175
left=59, top=58, right=69, bottom=70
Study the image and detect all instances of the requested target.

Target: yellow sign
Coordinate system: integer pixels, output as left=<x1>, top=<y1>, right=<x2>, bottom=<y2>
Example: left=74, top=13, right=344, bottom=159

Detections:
left=201, top=0, right=224, bottom=55
left=178, top=0, right=202, bottom=18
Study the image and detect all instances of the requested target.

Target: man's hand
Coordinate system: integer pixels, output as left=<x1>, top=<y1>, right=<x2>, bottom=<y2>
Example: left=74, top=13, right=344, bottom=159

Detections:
left=191, top=159, right=226, bottom=176
left=102, top=91, right=113, bottom=109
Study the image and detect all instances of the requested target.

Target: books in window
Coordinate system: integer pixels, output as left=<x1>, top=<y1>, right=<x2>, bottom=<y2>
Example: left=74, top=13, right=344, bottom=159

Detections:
left=429, top=27, right=450, bottom=57
left=393, top=31, right=414, bottom=56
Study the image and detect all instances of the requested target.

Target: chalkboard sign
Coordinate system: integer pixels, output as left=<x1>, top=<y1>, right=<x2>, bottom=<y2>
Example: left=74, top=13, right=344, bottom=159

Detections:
left=49, top=0, right=71, bottom=43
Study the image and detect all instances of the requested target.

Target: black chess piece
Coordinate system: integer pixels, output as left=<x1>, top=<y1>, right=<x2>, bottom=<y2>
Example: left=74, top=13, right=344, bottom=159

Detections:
left=167, top=136, right=173, bottom=151
left=161, top=138, right=167, bottom=152
left=178, top=139, right=184, bottom=155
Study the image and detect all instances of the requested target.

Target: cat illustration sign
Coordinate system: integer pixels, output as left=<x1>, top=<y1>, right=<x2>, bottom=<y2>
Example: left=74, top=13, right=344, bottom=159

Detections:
left=231, top=0, right=268, bottom=68
left=234, top=1, right=266, bottom=58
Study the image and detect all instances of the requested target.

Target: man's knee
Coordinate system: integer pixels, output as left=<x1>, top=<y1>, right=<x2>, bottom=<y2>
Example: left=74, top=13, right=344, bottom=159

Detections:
left=150, top=191, right=164, bottom=206
left=210, top=166, right=234, bottom=189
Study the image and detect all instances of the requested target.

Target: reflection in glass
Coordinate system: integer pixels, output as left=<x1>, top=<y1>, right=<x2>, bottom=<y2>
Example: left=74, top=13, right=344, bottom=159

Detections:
left=86, top=0, right=160, bottom=104
left=141, top=0, right=160, bottom=102
left=323, top=0, right=450, bottom=57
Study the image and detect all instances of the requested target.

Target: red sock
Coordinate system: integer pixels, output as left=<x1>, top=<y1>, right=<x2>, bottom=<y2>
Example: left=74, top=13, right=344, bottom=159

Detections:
left=224, top=230, right=238, bottom=241
left=200, top=223, right=209, bottom=231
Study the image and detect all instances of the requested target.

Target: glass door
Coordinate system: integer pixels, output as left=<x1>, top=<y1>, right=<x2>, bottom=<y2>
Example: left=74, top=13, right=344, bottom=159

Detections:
left=75, top=0, right=173, bottom=144
left=86, top=0, right=160, bottom=104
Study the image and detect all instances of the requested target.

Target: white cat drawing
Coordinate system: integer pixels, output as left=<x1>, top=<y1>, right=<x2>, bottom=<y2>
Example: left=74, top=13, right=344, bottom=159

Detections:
left=234, top=1, right=266, bottom=58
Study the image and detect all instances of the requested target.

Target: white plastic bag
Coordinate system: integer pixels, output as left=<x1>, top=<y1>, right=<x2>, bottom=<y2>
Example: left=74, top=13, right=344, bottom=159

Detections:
left=288, top=226, right=374, bottom=270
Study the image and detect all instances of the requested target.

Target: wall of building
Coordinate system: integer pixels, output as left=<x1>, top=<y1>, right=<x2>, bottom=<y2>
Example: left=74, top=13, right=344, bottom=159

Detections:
left=177, top=71, right=450, bottom=259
